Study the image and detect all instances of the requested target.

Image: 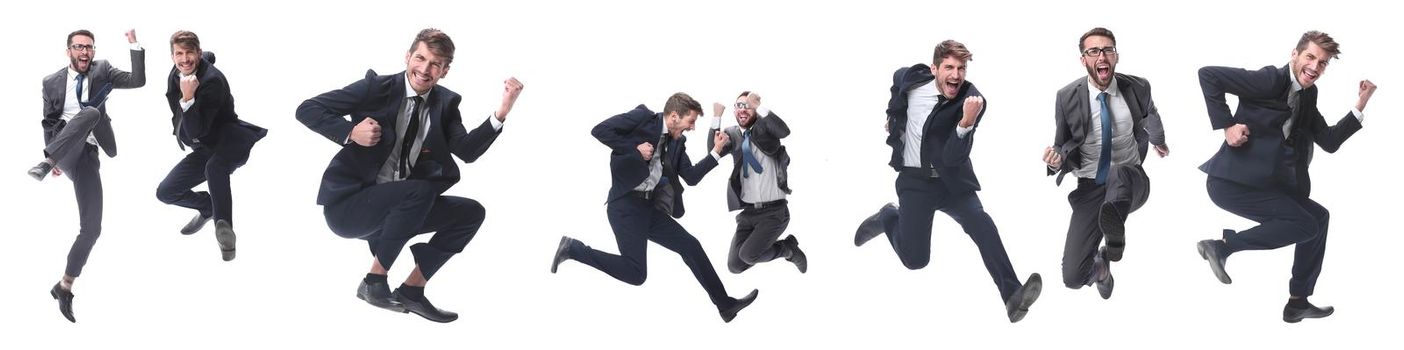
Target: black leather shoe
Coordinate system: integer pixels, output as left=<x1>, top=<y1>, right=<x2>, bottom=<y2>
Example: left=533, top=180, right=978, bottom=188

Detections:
left=1005, top=273, right=1043, bottom=323
left=1095, top=247, right=1114, bottom=300
left=783, top=235, right=808, bottom=273
left=214, top=219, right=236, bottom=261
left=1196, top=238, right=1232, bottom=284
left=50, top=283, right=76, bottom=323
left=719, top=289, right=759, bottom=323
left=181, top=213, right=212, bottom=235
left=855, top=203, right=894, bottom=247
left=356, top=279, right=404, bottom=313
left=394, top=289, right=459, bottom=323
left=29, top=162, right=53, bottom=181
left=1099, top=202, right=1126, bottom=262
left=1284, top=302, right=1334, bottom=323
left=551, top=236, right=576, bottom=273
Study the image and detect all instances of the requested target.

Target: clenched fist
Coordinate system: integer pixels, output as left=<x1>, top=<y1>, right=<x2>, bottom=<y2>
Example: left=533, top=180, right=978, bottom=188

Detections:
left=1224, top=123, right=1250, bottom=147
left=1356, top=79, right=1377, bottom=112
left=960, top=96, right=984, bottom=128
left=180, top=75, right=199, bottom=102
left=350, top=117, right=382, bottom=147
left=496, top=77, right=524, bottom=121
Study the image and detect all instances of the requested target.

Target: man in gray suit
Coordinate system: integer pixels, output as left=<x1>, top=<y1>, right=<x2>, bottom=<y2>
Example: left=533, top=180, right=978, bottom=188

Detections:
left=1043, top=28, right=1169, bottom=300
left=27, top=29, right=146, bottom=323
left=706, top=91, right=807, bottom=274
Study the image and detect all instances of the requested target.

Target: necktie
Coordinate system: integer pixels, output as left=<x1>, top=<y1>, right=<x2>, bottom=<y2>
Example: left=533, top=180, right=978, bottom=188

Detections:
left=741, top=130, right=763, bottom=178
left=1095, top=92, right=1112, bottom=185
left=400, top=96, right=424, bottom=178
left=1286, top=90, right=1301, bottom=139
left=75, top=74, right=87, bottom=106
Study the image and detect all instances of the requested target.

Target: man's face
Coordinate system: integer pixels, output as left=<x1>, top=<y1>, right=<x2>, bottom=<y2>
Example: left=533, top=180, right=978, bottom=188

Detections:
left=667, top=110, right=699, bottom=139
left=172, top=44, right=201, bottom=76
left=68, top=35, right=95, bottom=74
left=930, top=56, right=967, bottom=99
left=1291, top=41, right=1331, bottom=88
left=734, top=96, right=757, bottom=128
left=405, top=42, right=450, bottom=95
left=1080, top=35, right=1118, bottom=89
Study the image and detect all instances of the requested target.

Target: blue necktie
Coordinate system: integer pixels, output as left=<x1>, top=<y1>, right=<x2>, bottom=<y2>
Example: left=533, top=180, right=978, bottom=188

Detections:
left=1095, top=92, right=1112, bottom=185
left=75, top=74, right=87, bottom=106
left=741, top=130, right=763, bottom=178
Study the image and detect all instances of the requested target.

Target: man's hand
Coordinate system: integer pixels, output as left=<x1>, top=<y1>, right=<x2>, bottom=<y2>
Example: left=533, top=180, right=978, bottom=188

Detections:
left=745, top=92, right=761, bottom=110
left=1224, top=124, right=1250, bottom=147
left=712, top=130, right=730, bottom=154
left=1356, top=79, right=1377, bottom=112
left=495, top=77, right=524, bottom=121
left=1154, top=144, right=1170, bottom=158
left=712, top=102, right=726, bottom=118
left=350, top=118, right=382, bottom=147
left=52, top=166, right=63, bottom=177
left=126, top=29, right=137, bottom=44
left=960, top=96, right=984, bottom=128
left=637, top=142, right=655, bottom=161
left=179, top=75, right=199, bottom=102
left=1042, top=146, right=1063, bottom=170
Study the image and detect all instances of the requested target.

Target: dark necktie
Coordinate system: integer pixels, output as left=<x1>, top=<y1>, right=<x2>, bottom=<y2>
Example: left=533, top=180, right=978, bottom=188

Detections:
left=741, top=130, right=763, bottom=178
left=919, top=95, right=947, bottom=169
left=75, top=74, right=87, bottom=106
left=1095, top=92, right=1112, bottom=185
left=400, top=96, right=424, bottom=178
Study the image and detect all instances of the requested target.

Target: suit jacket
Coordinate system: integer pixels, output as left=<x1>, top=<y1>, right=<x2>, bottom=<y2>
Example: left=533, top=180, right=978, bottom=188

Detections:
left=885, top=63, right=985, bottom=194
left=297, top=69, right=503, bottom=205
left=164, top=51, right=267, bottom=159
left=1197, top=65, right=1361, bottom=196
left=707, top=111, right=792, bottom=212
left=592, top=104, right=718, bottom=218
left=41, top=48, right=146, bottom=157
left=1047, top=73, right=1167, bottom=185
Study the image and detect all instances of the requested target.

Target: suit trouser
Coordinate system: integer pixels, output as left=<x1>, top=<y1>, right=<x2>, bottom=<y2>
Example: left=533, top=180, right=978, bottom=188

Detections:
left=877, top=171, right=1022, bottom=302
left=156, top=145, right=249, bottom=224
left=323, top=179, right=484, bottom=281
left=566, top=195, right=733, bottom=307
left=1207, top=176, right=1328, bottom=297
left=1061, top=165, right=1150, bottom=288
left=728, top=203, right=792, bottom=274
left=45, top=109, right=106, bottom=278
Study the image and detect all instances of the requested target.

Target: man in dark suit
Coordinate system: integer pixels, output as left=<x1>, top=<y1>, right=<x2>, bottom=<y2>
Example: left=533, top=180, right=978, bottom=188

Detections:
left=28, top=29, right=145, bottom=323
left=706, top=91, right=806, bottom=274
left=156, top=31, right=268, bottom=262
left=853, top=40, right=1042, bottom=323
left=297, top=28, right=524, bottom=323
left=1042, top=28, right=1169, bottom=299
left=550, top=93, right=760, bottom=323
left=1195, top=31, right=1376, bottom=323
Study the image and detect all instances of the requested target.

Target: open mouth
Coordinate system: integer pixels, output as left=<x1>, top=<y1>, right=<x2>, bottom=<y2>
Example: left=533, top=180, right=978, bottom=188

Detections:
left=1096, top=64, right=1111, bottom=80
left=412, top=71, right=433, bottom=85
left=1302, top=68, right=1319, bottom=82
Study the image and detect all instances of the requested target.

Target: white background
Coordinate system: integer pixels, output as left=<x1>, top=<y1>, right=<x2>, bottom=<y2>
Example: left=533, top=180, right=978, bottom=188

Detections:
left=2, top=0, right=1399, bottom=348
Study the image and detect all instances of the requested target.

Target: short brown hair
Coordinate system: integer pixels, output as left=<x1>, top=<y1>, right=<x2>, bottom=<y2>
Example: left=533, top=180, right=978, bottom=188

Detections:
left=408, top=28, right=455, bottom=65
left=664, top=92, right=703, bottom=117
left=67, top=30, right=94, bottom=46
left=170, top=30, right=200, bottom=51
left=933, top=40, right=973, bottom=63
left=1079, top=27, right=1116, bottom=51
left=1296, top=30, right=1341, bottom=59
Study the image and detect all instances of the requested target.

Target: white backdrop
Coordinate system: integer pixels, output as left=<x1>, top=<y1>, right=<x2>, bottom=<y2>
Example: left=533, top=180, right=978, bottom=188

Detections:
left=2, top=0, right=1399, bottom=348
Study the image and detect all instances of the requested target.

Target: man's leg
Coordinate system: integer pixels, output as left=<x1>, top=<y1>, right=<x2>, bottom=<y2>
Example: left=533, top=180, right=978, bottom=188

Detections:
left=562, top=197, right=651, bottom=286
left=884, top=173, right=939, bottom=270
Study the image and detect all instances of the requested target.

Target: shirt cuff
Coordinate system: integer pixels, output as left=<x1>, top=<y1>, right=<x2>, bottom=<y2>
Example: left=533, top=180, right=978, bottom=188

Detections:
left=488, top=112, right=504, bottom=131
left=711, top=116, right=722, bottom=129
left=956, top=125, right=973, bottom=138
left=130, top=42, right=142, bottom=51
left=1351, top=108, right=1364, bottom=123
left=709, top=151, right=721, bottom=161
left=180, top=98, right=195, bottom=112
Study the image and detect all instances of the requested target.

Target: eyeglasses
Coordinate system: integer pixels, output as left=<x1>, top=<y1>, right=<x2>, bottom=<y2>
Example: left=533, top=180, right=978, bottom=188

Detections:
left=734, top=102, right=751, bottom=110
left=69, top=44, right=95, bottom=52
left=1082, top=46, right=1117, bottom=57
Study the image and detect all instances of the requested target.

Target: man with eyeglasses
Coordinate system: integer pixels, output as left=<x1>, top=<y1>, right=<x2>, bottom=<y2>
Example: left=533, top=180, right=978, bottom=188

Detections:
left=1042, top=27, right=1168, bottom=300
left=854, top=40, right=1043, bottom=323
left=156, top=30, right=267, bottom=261
left=1194, top=31, right=1377, bottom=323
left=29, top=29, right=145, bottom=323
left=298, top=28, right=523, bottom=323
left=705, top=91, right=807, bottom=274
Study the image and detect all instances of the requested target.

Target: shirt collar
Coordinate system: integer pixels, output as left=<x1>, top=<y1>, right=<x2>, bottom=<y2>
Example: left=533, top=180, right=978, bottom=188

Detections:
left=68, top=67, right=84, bottom=80
left=1086, top=75, right=1120, bottom=97
left=1288, top=64, right=1304, bottom=93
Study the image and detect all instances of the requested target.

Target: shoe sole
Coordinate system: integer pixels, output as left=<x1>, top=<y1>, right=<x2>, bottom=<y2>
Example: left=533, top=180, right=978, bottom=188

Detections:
left=1196, top=242, right=1232, bottom=284
left=855, top=204, right=893, bottom=247
left=1009, top=275, right=1043, bottom=323
left=786, top=236, right=808, bottom=273
left=216, top=229, right=236, bottom=262
left=29, top=170, right=47, bottom=181
left=1100, top=204, right=1125, bottom=262
left=1284, top=306, right=1334, bottom=323
left=1098, top=274, right=1114, bottom=300
left=551, top=236, right=572, bottom=273
left=357, top=294, right=407, bottom=313
left=721, top=289, right=760, bottom=323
